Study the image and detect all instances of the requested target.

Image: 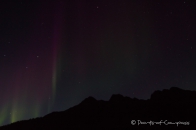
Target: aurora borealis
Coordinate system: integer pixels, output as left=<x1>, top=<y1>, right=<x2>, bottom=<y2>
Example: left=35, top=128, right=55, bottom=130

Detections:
left=0, top=0, right=196, bottom=126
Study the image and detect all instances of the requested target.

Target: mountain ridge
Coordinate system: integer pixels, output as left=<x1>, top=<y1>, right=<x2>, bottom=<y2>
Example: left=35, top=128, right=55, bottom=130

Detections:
left=0, top=87, right=195, bottom=129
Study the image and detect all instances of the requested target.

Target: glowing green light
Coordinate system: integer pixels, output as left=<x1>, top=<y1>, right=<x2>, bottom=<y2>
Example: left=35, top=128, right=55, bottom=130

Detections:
left=0, top=107, right=8, bottom=126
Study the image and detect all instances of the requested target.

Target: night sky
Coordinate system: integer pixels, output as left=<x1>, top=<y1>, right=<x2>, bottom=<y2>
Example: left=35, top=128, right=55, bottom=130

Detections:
left=0, top=0, right=196, bottom=126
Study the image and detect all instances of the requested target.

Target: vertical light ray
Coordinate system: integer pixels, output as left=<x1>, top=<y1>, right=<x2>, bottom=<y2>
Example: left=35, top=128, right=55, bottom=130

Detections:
left=50, top=1, right=65, bottom=111
left=10, top=102, right=24, bottom=123
left=10, top=69, right=26, bottom=123
left=0, top=106, right=8, bottom=126
left=33, top=103, right=40, bottom=118
left=51, top=56, right=57, bottom=106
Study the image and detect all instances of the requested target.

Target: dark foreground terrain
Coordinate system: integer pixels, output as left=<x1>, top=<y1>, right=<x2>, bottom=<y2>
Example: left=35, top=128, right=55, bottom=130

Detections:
left=0, top=87, right=196, bottom=129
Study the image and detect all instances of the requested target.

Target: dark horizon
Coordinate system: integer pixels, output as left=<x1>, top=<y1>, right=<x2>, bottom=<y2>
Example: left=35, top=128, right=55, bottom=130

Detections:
left=0, top=86, right=194, bottom=127
left=0, top=86, right=195, bottom=129
left=0, top=0, right=196, bottom=126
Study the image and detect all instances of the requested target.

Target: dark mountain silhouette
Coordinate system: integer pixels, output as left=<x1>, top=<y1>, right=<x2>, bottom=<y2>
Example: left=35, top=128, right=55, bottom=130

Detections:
left=0, top=87, right=195, bottom=129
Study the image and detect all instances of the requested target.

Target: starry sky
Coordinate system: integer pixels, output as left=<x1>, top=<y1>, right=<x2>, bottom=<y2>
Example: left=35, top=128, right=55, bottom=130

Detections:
left=0, top=0, right=196, bottom=126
